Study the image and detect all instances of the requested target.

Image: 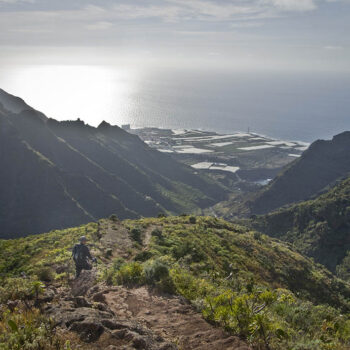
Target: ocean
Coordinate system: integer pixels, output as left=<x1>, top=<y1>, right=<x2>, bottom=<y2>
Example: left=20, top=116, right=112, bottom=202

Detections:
left=1, top=65, right=349, bottom=142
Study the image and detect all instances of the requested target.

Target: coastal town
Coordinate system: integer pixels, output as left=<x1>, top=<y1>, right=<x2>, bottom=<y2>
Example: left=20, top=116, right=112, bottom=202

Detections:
left=130, top=127, right=310, bottom=186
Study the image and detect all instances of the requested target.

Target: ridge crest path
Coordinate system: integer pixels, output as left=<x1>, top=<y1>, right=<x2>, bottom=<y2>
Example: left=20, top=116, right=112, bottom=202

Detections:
left=93, top=219, right=251, bottom=349
left=105, top=286, right=250, bottom=350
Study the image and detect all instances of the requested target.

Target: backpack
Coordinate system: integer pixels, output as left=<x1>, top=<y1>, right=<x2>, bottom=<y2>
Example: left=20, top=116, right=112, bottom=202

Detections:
left=72, top=244, right=85, bottom=264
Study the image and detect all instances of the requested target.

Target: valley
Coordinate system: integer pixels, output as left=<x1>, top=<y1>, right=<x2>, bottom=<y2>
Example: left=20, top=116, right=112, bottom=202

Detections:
left=0, top=89, right=349, bottom=350
left=132, top=127, right=308, bottom=188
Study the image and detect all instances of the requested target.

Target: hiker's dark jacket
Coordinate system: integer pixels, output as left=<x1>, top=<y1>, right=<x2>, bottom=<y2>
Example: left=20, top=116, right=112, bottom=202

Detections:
left=72, top=244, right=93, bottom=265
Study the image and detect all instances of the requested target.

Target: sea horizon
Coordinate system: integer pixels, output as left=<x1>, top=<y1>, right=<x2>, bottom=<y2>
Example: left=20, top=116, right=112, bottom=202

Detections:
left=1, top=65, right=350, bottom=143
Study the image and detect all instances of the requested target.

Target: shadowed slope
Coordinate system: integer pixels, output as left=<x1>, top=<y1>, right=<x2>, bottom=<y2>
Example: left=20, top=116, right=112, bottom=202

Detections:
left=0, top=90, right=227, bottom=238
left=249, top=131, right=350, bottom=215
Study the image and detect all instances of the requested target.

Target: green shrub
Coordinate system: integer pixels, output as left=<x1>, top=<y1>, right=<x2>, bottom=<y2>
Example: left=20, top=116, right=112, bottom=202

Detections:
left=253, top=231, right=262, bottom=241
left=109, top=214, right=119, bottom=222
left=101, top=257, right=125, bottom=285
left=102, top=269, right=114, bottom=286
left=172, top=240, right=205, bottom=262
left=144, top=260, right=176, bottom=293
left=151, top=228, right=163, bottom=239
left=203, top=289, right=280, bottom=347
left=0, top=277, right=38, bottom=303
left=35, top=266, right=54, bottom=282
left=155, top=275, right=176, bottom=294
left=111, top=257, right=125, bottom=270
left=170, top=268, right=212, bottom=300
left=130, top=228, right=142, bottom=244
left=105, top=248, right=113, bottom=258
left=0, top=308, right=66, bottom=350
left=189, top=216, right=197, bottom=224
left=115, top=262, right=144, bottom=286
left=144, top=260, right=169, bottom=284
left=135, top=251, right=154, bottom=262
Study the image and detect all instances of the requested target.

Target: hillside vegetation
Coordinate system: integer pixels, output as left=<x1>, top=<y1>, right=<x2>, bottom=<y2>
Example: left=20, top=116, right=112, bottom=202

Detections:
left=251, top=176, right=350, bottom=277
left=1, top=216, right=350, bottom=349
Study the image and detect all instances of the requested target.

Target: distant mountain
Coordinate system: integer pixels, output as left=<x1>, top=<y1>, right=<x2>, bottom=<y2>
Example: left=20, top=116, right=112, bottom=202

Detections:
left=251, top=176, right=350, bottom=274
left=0, top=89, right=227, bottom=238
left=0, top=88, right=33, bottom=114
left=249, top=131, right=350, bottom=215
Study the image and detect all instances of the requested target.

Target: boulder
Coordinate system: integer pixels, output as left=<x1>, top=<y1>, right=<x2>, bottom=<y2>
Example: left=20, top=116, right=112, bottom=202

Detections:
left=69, top=318, right=104, bottom=342
left=101, top=319, right=119, bottom=330
left=92, top=292, right=106, bottom=303
left=71, top=270, right=96, bottom=296
left=73, top=296, right=91, bottom=308
left=133, top=336, right=148, bottom=349
left=50, top=306, right=113, bottom=328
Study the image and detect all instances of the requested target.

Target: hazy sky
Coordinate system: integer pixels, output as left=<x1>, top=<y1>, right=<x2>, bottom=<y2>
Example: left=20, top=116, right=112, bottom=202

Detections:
left=0, top=0, right=349, bottom=71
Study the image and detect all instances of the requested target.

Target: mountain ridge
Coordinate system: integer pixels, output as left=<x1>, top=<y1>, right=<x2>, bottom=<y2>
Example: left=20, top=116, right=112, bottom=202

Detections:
left=248, top=130, right=350, bottom=215
left=0, top=89, right=227, bottom=238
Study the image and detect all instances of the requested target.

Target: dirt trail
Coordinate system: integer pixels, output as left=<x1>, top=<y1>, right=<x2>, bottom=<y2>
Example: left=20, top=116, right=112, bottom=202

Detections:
left=99, top=219, right=133, bottom=259
left=105, top=286, right=250, bottom=350
left=143, top=224, right=161, bottom=249
left=98, top=220, right=159, bottom=260
left=90, top=220, right=250, bottom=349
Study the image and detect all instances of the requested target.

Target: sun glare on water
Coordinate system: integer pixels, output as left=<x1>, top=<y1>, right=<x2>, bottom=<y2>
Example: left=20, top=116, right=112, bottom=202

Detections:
left=1, top=65, right=137, bottom=126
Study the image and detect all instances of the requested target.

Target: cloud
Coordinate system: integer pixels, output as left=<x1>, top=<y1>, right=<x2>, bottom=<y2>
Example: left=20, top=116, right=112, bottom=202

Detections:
left=324, top=45, right=344, bottom=50
left=0, top=0, right=323, bottom=26
left=262, top=0, right=317, bottom=11
left=0, top=0, right=34, bottom=3
left=87, top=21, right=114, bottom=31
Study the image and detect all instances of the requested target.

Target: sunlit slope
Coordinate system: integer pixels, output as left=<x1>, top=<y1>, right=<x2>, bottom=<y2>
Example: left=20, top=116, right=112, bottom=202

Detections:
left=1, top=216, right=349, bottom=310
left=1, top=216, right=350, bottom=349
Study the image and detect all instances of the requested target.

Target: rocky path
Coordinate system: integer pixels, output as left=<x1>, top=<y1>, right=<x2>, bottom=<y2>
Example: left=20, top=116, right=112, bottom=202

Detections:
left=98, top=220, right=158, bottom=260
left=142, top=224, right=161, bottom=249
left=105, top=286, right=250, bottom=350
left=49, top=220, right=250, bottom=349
left=99, top=219, right=133, bottom=260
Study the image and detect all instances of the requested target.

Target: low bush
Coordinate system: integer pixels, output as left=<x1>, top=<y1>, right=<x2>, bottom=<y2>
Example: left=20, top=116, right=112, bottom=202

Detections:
left=101, top=257, right=125, bottom=285
left=35, top=266, right=54, bottom=282
left=144, top=260, right=176, bottom=293
left=0, top=277, right=39, bottom=303
left=130, top=228, right=142, bottom=244
left=135, top=251, right=154, bottom=262
left=155, top=275, right=176, bottom=294
left=144, top=260, right=169, bottom=283
left=151, top=228, right=163, bottom=239
left=189, top=216, right=196, bottom=224
left=105, top=248, right=113, bottom=258
left=115, top=262, right=144, bottom=286
left=0, top=308, right=67, bottom=350
left=109, top=214, right=119, bottom=222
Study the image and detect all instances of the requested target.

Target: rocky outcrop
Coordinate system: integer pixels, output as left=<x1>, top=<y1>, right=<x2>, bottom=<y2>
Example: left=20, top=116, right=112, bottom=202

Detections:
left=104, top=286, right=251, bottom=350
left=43, top=278, right=250, bottom=349
left=46, top=283, right=178, bottom=349
left=70, top=270, right=98, bottom=297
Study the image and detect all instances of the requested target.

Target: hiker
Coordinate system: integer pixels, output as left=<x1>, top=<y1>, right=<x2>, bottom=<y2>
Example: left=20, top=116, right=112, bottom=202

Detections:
left=72, top=236, right=97, bottom=278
